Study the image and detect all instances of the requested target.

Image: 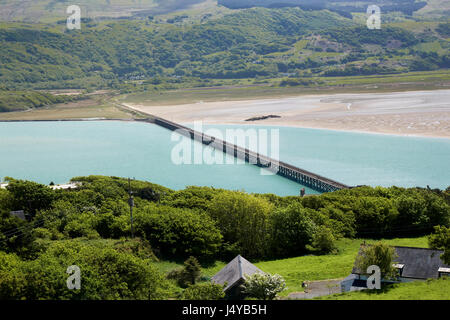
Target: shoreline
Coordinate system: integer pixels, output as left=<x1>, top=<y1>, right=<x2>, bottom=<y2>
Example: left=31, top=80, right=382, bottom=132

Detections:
left=2, top=115, right=449, bottom=141
left=1, top=89, right=449, bottom=139
left=123, top=89, right=450, bottom=139
left=184, top=120, right=450, bottom=140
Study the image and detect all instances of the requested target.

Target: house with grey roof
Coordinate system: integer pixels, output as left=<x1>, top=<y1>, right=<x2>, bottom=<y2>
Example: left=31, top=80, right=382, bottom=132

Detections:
left=211, top=255, right=264, bottom=299
left=341, top=245, right=450, bottom=292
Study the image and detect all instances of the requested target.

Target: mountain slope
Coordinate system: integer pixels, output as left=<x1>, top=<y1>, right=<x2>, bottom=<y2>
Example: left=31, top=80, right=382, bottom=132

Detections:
left=0, top=0, right=213, bottom=23
left=0, top=7, right=448, bottom=90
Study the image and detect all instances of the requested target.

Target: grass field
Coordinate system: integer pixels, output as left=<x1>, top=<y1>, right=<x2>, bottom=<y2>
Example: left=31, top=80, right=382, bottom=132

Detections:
left=120, top=70, right=450, bottom=106
left=0, top=0, right=215, bottom=23
left=2, top=70, right=448, bottom=121
left=0, top=97, right=134, bottom=121
left=318, top=278, right=450, bottom=300
left=154, top=237, right=429, bottom=297
left=417, top=0, right=450, bottom=16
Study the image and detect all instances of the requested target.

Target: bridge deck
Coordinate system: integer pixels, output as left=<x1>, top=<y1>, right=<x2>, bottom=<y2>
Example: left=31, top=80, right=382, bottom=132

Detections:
left=139, top=116, right=349, bottom=193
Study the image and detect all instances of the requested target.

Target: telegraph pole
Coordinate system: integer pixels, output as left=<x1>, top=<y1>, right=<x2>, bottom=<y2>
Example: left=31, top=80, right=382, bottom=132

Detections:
left=128, top=178, right=134, bottom=239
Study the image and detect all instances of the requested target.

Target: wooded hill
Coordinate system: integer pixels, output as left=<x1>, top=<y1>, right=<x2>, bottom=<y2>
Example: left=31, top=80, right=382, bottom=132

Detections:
left=0, top=7, right=448, bottom=91
left=0, top=89, right=75, bottom=112
left=218, top=0, right=428, bottom=17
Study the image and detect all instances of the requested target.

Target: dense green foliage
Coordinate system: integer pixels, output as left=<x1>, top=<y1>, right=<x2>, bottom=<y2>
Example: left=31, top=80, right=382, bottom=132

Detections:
left=428, top=225, right=450, bottom=264
left=354, top=242, right=398, bottom=279
left=1, top=176, right=448, bottom=261
left=167, top=256, right=202, bottom=288
left=269, top=203, right=316, bottom=257
left=0, top=239, right=171, bottom=300
left=219, top=0, right=428, bottom=17
left=181, top=282, right=226, bottom=300
left=134, top=205, right=223, bottom=259
left=0, top=176, right=449, bottom=299
left=207, top=191, right=272, bottom=259
left=307, top=226, right=338, bottom=254
left=1, top=7, right=447, bottom=91
left=0, top=89, right=76, bottom=112
left=436, top=22, right=450, bottom=37
left=5, top=178, right=56, bottom=215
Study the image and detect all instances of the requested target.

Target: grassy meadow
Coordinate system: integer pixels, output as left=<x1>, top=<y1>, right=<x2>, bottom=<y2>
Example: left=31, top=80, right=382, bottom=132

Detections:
left=155, top=237, right=430, bottom=297
left=318, top=278, right=450, bottom=300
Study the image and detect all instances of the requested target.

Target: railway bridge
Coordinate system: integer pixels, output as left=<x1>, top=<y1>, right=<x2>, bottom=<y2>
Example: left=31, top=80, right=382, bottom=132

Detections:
left=138, top=116, right=350, bottom=193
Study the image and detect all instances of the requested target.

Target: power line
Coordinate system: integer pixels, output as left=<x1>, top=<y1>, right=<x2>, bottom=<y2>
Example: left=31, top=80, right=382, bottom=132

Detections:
left=0, top=219, right=45, bottom=244
left=1, top=221, right=40, bottom=237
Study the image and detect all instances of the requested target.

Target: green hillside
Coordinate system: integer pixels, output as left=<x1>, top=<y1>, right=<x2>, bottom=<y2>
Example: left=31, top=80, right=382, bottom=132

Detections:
left=0, top=0, right=213, bottom=23
left=0, top=7, right=448, bottom=92
left=0, top=89, right=75, bottom=112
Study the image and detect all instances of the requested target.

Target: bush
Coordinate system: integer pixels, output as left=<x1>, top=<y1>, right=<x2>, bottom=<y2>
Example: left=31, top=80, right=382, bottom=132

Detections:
left=307, top=226, right=337, bottom=254
left=182, top=283, right=225, bottom=300
left=0, top=241, right=172, bottom=300
left=135, top=205, right=222, bottom=259
left=269, top=203, right=316, bottom=257
left=428, top=226, right=450, bottom=264
left=5, top=178, right=55, bottom=216
left=167, top=256, right=202, bottom=288
left=63, top=212, right=100, bottom=239
left=32, top=228, right=53, bottom=240
left=241, top=273, right=286, bottom=300
left=0, top=212, right=37, bottom=257
left=207, top=191, right=272, bottom=258
left=355, top=242, right=398, bottom=280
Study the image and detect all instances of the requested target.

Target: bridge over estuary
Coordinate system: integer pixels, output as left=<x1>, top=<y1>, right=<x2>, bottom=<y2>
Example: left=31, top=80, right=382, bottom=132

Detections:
left=138, top=116, right=350, bottom=193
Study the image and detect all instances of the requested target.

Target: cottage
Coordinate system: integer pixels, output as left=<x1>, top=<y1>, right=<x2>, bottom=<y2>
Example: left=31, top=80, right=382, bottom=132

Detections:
left=341, top=245, right=450, bottom=292
left=211, top=255, right=264, bottom=299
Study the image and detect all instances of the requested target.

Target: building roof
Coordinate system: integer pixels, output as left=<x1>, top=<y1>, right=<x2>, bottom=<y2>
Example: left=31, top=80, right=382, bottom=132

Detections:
left=0, top=182, right=79, bottom=190
left=211, top=255, right=264, bottom=292
left=352, top=245, right=450, bottom=280
left=50, top=183, right=80, bottom=190
left=10, top=210, right=26, bottom=221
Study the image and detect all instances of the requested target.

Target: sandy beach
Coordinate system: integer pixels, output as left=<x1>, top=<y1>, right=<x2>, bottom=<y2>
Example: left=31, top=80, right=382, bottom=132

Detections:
left=124, top=89, right=450, bottom=138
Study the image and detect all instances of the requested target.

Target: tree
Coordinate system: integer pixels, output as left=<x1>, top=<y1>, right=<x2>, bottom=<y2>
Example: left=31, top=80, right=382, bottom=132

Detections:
left=0, top=210, right=37, bottom=257
left=6, top=178, right=55, bottom=216
left=182, top=256, right=202, bottom=286
left=182, top=283, right=225, bottom=300
left=307, top=226, right=337, bottom=254
left=167, top=256, right=202, bottom=288
left=241, top=273, right=286, bottom=300
left=0, top=241, right=172, bottom=300
left=207, top=191, right=272, bottom=258
left=134, top=205, right=222, bottom=259
left=137, top=187, right=161, bottom=202
left=355, top=242, right=398, bottom=280
left=353, top=197, right=398, bottom=237
left=428, top=226, right=450, bottom=264
left=269, top=203, right=316, bottom=257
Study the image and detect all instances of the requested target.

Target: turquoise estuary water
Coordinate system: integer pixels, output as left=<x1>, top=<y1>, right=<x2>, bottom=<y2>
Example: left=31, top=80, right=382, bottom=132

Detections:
left=0, top=121, right=449, bottom=196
